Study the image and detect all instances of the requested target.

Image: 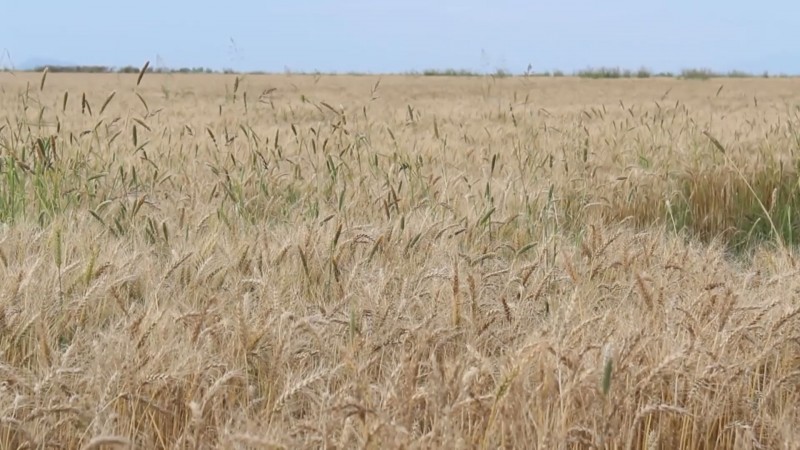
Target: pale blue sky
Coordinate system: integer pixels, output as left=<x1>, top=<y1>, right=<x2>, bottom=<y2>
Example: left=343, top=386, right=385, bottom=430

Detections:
left=2, top=0, right=799, bottom=74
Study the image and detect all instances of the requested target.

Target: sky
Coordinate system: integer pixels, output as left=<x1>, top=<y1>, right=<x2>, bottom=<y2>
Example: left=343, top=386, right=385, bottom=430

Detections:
left=2, top=0, right=799, bottom=74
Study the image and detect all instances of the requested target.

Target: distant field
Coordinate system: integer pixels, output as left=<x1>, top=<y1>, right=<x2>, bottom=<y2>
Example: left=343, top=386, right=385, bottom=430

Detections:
left=1, top=72, right=800, bottom=449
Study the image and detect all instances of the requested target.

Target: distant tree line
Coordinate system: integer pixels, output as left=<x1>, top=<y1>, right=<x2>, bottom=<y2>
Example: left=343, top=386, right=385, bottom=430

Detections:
left=22, top=65, right=221, bottom=74
left=0, top=65, right=792, bottom=78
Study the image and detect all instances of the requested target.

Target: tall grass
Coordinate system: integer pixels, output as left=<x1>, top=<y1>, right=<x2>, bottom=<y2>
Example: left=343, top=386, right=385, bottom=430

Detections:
left=0, top=70, right=798, bottom=448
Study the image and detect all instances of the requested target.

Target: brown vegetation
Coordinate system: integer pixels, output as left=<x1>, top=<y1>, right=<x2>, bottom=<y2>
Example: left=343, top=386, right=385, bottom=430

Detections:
left=0, top=71, right=799, bottom=448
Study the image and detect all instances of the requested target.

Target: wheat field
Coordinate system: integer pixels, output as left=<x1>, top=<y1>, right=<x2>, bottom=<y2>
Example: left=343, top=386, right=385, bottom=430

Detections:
left=1, top=71, right=800, bottom=449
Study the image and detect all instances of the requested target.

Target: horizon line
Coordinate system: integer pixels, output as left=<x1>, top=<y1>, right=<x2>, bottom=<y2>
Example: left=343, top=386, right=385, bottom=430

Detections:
left=2, top=64, right=799, bottom=79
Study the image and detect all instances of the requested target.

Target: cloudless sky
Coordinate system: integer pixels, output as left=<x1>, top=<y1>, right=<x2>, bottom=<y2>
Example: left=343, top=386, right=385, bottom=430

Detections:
left=2, top=0, right=799, bottom=74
